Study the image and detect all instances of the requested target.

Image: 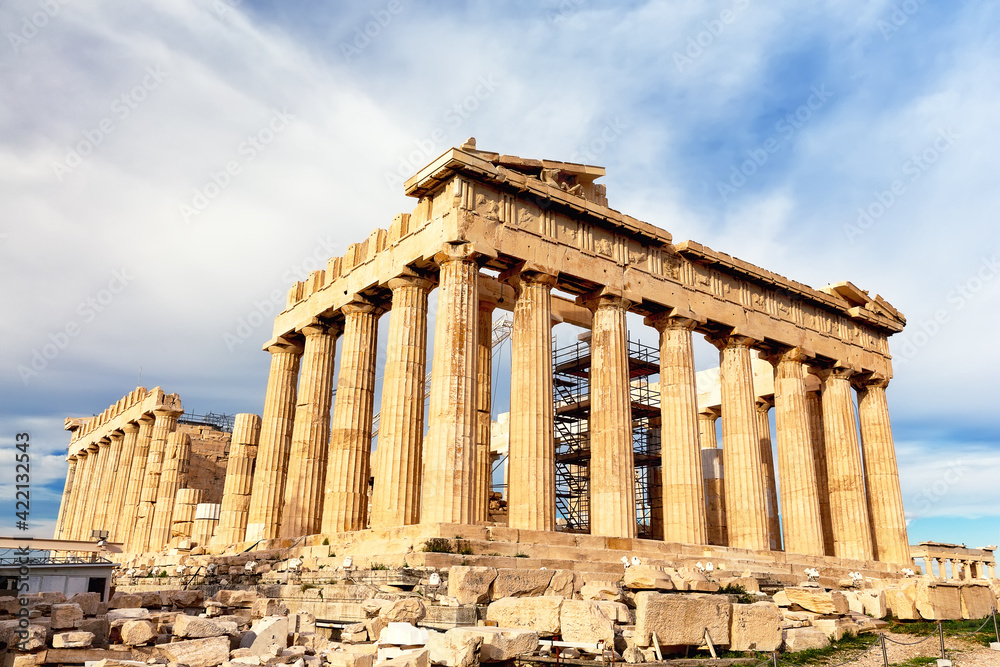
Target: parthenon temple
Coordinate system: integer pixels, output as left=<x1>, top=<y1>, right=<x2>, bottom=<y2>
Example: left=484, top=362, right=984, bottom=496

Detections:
left=57, top=139, right=915, bottom=576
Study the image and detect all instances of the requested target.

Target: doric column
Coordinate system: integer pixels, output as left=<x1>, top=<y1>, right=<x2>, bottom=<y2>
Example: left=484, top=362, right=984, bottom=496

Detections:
left=215, top=413, right=262, bottom=545
left=817, top=367, right=874, bottom=562
left=804, top=390, right=834, bottom=556
left=281, top=321, right=340, bottom=538
left=421, top=245, right=480, bottom=525
left=756, top=399, right=782, bottom=551
left=322, top=299, right=379, bottom=534
left=699, top=408, right=727, bottom=546
left=710, top=334, right=769, bottom=551
left=171, top=488, right=203, bottom=544
left=132, top=407, right=181, bottom=552
left=97, top=431, right=125, bottom=535
left=54, top=457, right=78, bottom=540
left=67, top=448, right=94, bottom=540
left=647, top=313, right=707, bottom=545
left=508, top=272, right=557, bottom=531
left=245, top=339, right=302, bottom=542
left=148, top=431, right=191, bottom=551
left=475, top=301, right=494, bottom=523
left=106, top=424, right=140, bottom=543
left=698, top=408, right=720, bottom=449
left=768, top=349, right=825, bottom=557
left=855, top=376, right=910, bottom=565
left=120, top=417, right=154, bottom=550
left=89, top=437, right=114, bottom=533
left=587, top=294, right=635, bottom=538
left=371, top=275, right=432, bottom=528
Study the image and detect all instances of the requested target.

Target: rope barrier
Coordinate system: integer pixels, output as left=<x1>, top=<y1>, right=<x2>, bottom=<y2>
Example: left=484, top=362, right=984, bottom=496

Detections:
left=882, top=633, right=937, bottom=646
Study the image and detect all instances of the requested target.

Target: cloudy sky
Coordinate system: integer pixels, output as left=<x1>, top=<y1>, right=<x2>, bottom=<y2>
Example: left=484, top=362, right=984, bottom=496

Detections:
left=1, top=0, right=997, bottom=552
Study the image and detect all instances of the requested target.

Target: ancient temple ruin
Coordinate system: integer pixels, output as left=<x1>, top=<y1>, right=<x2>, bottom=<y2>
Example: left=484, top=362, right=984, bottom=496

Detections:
left=57, top=139, right=913, bottom=575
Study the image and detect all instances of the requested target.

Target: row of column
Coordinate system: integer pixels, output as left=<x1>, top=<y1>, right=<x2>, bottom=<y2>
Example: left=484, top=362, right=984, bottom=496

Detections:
left=57, top=407, right=194, bottom=554
left=923, top=558, right=997, bottom=580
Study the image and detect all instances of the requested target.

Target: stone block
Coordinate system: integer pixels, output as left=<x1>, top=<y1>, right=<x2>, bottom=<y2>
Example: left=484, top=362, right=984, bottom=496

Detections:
left=173, top=614, right=230, bottom=638
left=156, top=635, right=230, bottom=667
left=50, top=603, right=84, bottom=629
left=916, top=582, right=963, bottom=621
left=425, top=629, right=482, bottom=667
left=170, top=590, right=205, bottom=608
left=842, top=591, right=865, bottom=614
left=106, top=608, right=151, bottom=623
left=595, top=600, right=632, bottom=623
left=78, top=617, right=108, bottom=646
left=361, top=598, right=394, bottom=618
left=68, top=592, right=101, bottom=616
left=365, top=617, right=388, bottom=644
left=633, top=592, right=731, bottom=647
left=377, top=648, right=428, bottom=667
left=812, top=617, right=860, bottom=641
left=961, top=584, right=995, bottom=620
left=490, top=569, right=553, bottom=599
left=290, top=613, right=316, bottom=634
left=861, top=589, right=887, bottom=619
left=782, top=626, right=830, bottom=652
left=772, top=590, right=791, bottom=607
left=251, top=598, right=289, bottom=619
left=325, top=649, right=375, bottom=667
left=108, top=593, right=143, bottom=609
left=0, top=621, right=45, bottom=651
left=729, top=602, right=781, bottom=652
left=486, top=596, right=563, bottom=637
left=380, top=598, right=427, bottom=624
left=120, top=619, right=156, bottom=646
left=545, top=570, right=576, bottom=597
left=449, top=627, right=539, bottom=662
left=581, top=584, right=620, bottom=601
left=623, top=566, right=674, bottom=591
left=216, top=590, right=260, bottom=607
left=559, top=600, right=614, bottom=644
left=137, top=591, right=165, bottom=608
left=447, top=567, right=497, bottom=605
left=37, top=592, right=66, bottom=604
left=884, top=582, right=919, bottom=620
left=380, top=622, right=429, bottom=646
left=51, top=630, right=94, bottom=648
left=783, top=587, right=850, bottom=615
left=340, top=622, right=368, bottom=643
left=239, top=615, right=288, bottom=655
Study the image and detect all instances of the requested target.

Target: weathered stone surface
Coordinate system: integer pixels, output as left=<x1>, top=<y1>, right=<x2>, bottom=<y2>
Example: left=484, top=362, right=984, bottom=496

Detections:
left=240, top=615, right=289, bottom=655
left=842, top=591, right=865, bottom=615
left=137, top=591, right=165, bottom=608
left=884, top=583, right=919, bottom=620
left=341, top=622, right=368, bottom=643
left=447, top=567, right=498, bottom=605
left=450, top=627, right=539, bottom=662
left=325, top=649, right=376, bottom=667
left=486, top=596, right=563, bottom=637
left=89, top=661, right=148, bottom=667
left=170, top=590, right=205, bottom=607
left=730, top=602, right=781, bottom=652
left=772, top=590, right=790, bottom=607
left=783, top=588, right=849, bottom=615
left=783, top=626, right=831, bottom=652
left=361, top=598, right=394, bottom=618
left=861, top=589, right=887, bottom=619
left=961, top=584, right=995, bottom=620
left=108, top=593, right=143, bottom=609
left=623, top=566, right=675, bottom=591
left=365, top=616, right=388, bottom=644
left=490, top=569, right=554, bottom=599
left=79, top=616, right=109, bottom=645
left=37, top=592, right=66, bottom=604
left=426, top=628, right=482, bottom=667
left=595, top=600, right=632, bottom=623
left=251, top=598, right=289, bottom=618
left=107, top=608, right=151, bottom=623
left=581, top=583, right=620, bottom=601
left=156, top=635, right=230, bottom=667
left=380, top=598, right=427, bottom=624
left=380, top=622, right=430, bottom=646
left=633, top=592, right=730, bottom=647
left=559, top=600, right=614, bottom=644
left=52, top=630, right=95, bottom=648
left=812, top=617, right=860, bottom=641
left=0, top=621, right=45, bottom=651
left=51, top=603, right=84, bottom=629
left=216, top=590, right=261, bottom=607
left=545, top=570, right=576, bottom=597
left=378, top=648, right=429, bottom=667
left=915, top=582, right=962, bottom=621
left=120, top=619, right=156, bottom=646
left=173, top=614, right=230, bottom=638
left=68, top=592, right=101, bottom=616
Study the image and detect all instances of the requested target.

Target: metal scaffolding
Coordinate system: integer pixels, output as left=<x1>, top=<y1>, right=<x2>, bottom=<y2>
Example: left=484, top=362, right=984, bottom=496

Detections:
left=553, top=335, right=661, bottom=538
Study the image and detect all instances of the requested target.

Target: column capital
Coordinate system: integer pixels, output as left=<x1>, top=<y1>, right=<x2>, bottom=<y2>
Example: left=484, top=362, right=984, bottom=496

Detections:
left=852, top=372, right=890, bottom=391
left=699, top=406, right=721, bottom=421
left=342, top=295, right=386, bottom=317
left=266, top=336, right=304, bottom=356
left=813, top=365, right=857, bottom=382
left=756, top=396, right=774, bottom=412
left=505, top=271, right=558, bottom=293
left=97, top=436, right=112, bottom=448
left=759, top=346, right=814, bottom=367
left=152, top=407, right=184, bottom=420
left=578, top=289, right=631, bottom=313
left=123, top=422, right=140, bottom=434
left=645, top=307, right=706, bottom=332
left=387, top=271, right=434, bottom=292
left=434, top=242, right=480, bottom=266
left=705, top=332, right=761, bottom=352
left=300, top=318, right=342, bottom=339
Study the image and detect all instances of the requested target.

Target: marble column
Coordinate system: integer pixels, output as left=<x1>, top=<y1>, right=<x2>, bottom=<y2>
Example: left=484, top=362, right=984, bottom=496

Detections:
left=371, top=275, right=432, bottom=528
left=805, top=390, right=835, bottom=556
left=68, top=446, right=97, bottom=540
left=770, top=350, right=825, bottom=557
left=55, top=456, right=78, bottom=540
left=712, top=335, right=769, bottom=551
left=322, top=300, right=379, bottom=534
left=106, top=423, right=140, bottom=543
left=215, top=413, right=262, bottom=545
left=89, top=436, right=114, bottom=534
left=245, top=339, right=302, bottom=542
left=421, top=246, right=480, bottom=525
left=132, top=407, right=181, bottom=552
left=587, top=294, right=635, bottom=539
left=756, top=399, right=782, bottom=551
left=699, top=407, right=727, bottom=547
left=120, top=417, right=154, bottom=550
left=148, top=431, right=191, bottom=551
left=818, top=367, right=874, bottom=562
left=171, top=488, right=203, bottom=543
left=648, top=313, right=707, bottom=545
left=281, top=321, right=340, bottom=538
left=508, top=273, right=557, bottom=531
left=475, top=301, right=495, bottom=523
left=97, top=431, right=126, bottom=535
left=698, top=408, right=720, bottom=450
left=855, top=376, right=910, bottom=565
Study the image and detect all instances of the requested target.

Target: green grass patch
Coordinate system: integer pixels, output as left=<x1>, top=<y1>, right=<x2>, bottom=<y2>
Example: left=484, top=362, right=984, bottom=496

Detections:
left=888, top=616, right=998, bottom=647
left=717, top=582, right=757, bottom=604
left=422, top=538, right=454, bottom=553
left=776, top=632, right=873, bottom=665
left=370, top=562, right=390, bottom=570
left=892, top=658, right=937, bottom=667
left=514, top=553, right=529, bottom=558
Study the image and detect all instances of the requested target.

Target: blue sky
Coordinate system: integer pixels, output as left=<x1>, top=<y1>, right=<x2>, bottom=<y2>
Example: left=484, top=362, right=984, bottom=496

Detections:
left=1, top=0, right=998, bottom=553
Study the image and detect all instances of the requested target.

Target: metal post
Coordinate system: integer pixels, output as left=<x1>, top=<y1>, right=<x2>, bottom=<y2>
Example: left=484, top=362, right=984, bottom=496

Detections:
left=880, top=634, right=889, bottom=667
left=771, top=651, right=778, bottom=667
left=993, top=607, right=999, bottom=644
left=939, top=621, right=946, bottom=659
